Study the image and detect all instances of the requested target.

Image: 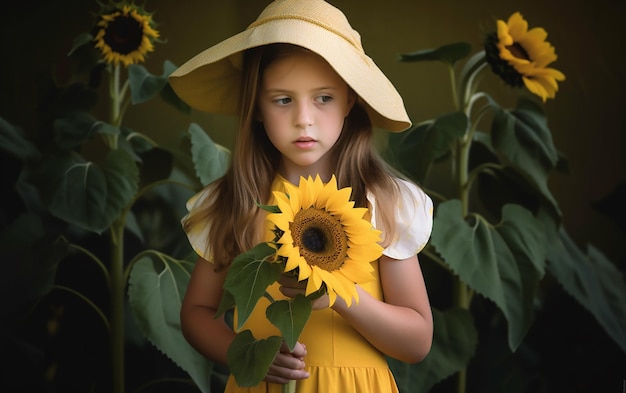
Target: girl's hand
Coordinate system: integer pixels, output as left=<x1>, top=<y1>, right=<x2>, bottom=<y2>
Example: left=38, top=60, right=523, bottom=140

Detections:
left=278, top=274, right=330, bottom=310
left=264, top=341, right=309, bottom=384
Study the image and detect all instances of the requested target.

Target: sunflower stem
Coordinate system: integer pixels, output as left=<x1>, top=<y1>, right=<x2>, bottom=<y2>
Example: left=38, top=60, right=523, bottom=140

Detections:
left=448, top=65, right=460, bottom=111
left=452, top=74, right=474, bottom=393
left=107, top=63, right=124, bottom=149
left=283, top=380, right=296, bottom=393
left=110, top=216, right=126, bottom=393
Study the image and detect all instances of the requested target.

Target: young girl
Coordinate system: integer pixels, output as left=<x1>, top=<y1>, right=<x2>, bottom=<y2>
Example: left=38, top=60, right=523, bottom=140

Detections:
left=169, top=1, right=434, bottom=392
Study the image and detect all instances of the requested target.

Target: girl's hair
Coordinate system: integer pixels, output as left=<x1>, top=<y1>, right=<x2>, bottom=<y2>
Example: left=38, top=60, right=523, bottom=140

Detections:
left=184, top=43, right=401, bottom=271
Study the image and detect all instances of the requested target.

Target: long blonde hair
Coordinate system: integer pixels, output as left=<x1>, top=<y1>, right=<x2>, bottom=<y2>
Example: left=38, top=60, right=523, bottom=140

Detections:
left=183, top=44, right=401, bottom=271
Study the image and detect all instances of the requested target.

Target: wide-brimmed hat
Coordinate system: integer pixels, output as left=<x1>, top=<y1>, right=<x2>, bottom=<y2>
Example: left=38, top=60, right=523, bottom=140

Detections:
left=169, top=0, right=411, bottom=132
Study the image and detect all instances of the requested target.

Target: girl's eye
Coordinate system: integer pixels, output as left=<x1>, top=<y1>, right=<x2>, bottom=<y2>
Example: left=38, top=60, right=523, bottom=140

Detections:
left=275, top=97, right=291, bottom=105
left=316, top=95, right=333, bottom=104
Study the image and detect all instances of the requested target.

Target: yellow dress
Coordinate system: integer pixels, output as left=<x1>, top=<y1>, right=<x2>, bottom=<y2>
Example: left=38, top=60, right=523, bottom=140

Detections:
left=184, top=175, right=433, bottom=393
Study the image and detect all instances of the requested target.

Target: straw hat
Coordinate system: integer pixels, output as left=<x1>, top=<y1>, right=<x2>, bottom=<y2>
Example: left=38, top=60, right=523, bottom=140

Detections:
left=169, top=0, right=411, bottom=132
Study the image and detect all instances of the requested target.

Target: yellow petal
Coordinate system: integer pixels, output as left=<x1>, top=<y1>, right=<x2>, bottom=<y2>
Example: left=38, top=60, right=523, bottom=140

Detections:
left=523, top=77, right=550, bottom=102
left=507, top=12, right=528, bottom=40
left=497, top=20, right=513, bottom=46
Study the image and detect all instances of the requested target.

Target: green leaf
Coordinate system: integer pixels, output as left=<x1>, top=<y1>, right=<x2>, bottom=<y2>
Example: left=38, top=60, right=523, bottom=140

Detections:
left=266, top=295, right=312, bottom=351
left=0, top=117, right=39, bottom=161
left=128, top=60, right=178, bottom=104
left=48, top=149, right=139, bottom=233
left=53, top=111, right=97, bottom=150
left=387, top=112, right=468, bottom=183
left=258, top=203, right=281, bottom=214
left=227, top=330, right=282, bottom=387
left=431, top=200, right=546, bottom=350
left=547, top=227, right=626, bottom=353
left=67, top=33, right=93, bottom=56
left=389, top=307, right=477, bottom=393
left=92, top=121, right=121, bottom=136
left=399, top=42, right=471, bottom=66
left=161, top=82, right=191, bottom=113
left=189, top=123, right=231, bottom=186
left=491, top=96, right=560, bottom=214
left=128, top=252, right=213, bottom=393
left=224, top=242, right=282, bottom=329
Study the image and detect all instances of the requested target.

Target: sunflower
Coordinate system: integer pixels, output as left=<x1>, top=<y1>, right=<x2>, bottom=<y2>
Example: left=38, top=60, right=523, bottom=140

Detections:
left=267, top=175, right=383, bottom=307
left=93, top=2, right=160, bottom=67
left=484, top=12, right=565, bottom=102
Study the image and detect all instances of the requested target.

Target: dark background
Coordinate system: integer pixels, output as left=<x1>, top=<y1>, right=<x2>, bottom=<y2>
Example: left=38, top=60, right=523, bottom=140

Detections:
left=1, top=1, right=624, bottom=392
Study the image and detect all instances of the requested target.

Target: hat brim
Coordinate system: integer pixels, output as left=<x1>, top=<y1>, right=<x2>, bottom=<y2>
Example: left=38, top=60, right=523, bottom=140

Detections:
left=169, top=18, right=411, bottom=132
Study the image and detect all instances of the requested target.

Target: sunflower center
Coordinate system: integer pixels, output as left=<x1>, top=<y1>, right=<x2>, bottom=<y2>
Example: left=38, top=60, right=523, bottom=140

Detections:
left=103, top=14, right=144, bottom=55
left=291, top=207, right=348, bottom=272
left=301, top=227, right=326, bottom=252
left=506, top=42, right=530, bottom=61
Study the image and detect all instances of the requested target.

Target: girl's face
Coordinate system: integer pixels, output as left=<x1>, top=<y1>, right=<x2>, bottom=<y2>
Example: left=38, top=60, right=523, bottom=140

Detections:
left=258, top=49, right=355, bottom=183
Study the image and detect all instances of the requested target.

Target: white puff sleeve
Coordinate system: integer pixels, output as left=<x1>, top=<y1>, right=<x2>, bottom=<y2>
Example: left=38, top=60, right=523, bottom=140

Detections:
left=181, top=185, right=215, bottom=261
left=368, top=178, right=434, bottom=260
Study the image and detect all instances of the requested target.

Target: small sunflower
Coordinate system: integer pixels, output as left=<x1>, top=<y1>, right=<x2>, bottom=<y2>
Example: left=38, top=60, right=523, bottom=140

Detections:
left=485, top=12, right=565, bottom=102
left=93, top=2, right=160, bottom=67
left=267, top=175, right=383, bottom=307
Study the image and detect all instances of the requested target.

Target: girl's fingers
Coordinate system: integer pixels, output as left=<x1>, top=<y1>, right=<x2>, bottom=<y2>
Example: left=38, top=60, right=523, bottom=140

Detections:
left=264, top=351, right=309, bottom=384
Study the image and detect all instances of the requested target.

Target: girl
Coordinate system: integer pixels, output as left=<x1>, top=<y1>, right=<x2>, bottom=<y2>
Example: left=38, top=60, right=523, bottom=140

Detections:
left=169, top=1, right=434, bottom=392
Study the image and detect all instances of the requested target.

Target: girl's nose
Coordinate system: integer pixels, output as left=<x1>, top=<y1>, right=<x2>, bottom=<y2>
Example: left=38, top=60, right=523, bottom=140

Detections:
left=295, top=101, right=313, bottom=128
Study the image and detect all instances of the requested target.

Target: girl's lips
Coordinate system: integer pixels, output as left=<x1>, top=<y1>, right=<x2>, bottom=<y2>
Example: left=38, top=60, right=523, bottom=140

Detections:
left=293, top=138, right=316, bottom=149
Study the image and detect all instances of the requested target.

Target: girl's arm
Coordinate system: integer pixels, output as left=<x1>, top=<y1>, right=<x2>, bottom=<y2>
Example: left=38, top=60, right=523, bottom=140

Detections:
left=180, top=258, right=234, bottom=365
left=336, top=254, right=433, bottom=363
left=280, top=254, right=433, bottom=363
left=181, top=257, right=310, bottom=383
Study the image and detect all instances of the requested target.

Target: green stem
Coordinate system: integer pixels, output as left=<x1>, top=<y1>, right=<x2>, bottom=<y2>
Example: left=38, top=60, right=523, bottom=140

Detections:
left=283, top=380, right=296, bottom=393
left=448, top=65, right=460, bottom=111
left=110, top=217, right=126, bottom=393
left=453, top=105, right=474, bottom=393
left=104, top=64, right=122, bottom=149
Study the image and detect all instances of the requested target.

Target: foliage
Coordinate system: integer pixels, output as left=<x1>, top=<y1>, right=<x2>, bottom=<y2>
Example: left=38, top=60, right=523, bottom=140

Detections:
left=0, top=3, right=230, bottom=391
left=384, top=15, right=626, bottom=393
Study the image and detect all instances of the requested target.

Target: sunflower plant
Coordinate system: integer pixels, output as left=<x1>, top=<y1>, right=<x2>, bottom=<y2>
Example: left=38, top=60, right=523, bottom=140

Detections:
left=385, top=11, right=626, bottom=393
left=217, top=175, right=383, bottom=392
left=0, top=2, right=231, bottom=392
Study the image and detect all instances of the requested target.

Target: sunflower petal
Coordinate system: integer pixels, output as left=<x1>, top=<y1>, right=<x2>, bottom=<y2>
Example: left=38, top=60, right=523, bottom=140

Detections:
left=507, top=12, right=529, bottom=39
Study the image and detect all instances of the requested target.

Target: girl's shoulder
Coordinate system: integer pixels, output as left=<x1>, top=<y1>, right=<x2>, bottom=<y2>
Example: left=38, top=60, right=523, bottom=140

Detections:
left=369, top=177, right=434, bottom=259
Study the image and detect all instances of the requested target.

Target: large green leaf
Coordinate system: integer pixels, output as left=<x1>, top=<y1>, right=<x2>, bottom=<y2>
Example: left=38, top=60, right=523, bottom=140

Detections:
left=128, top=60, right=178, bottom=104
left=387, top=112, right=468, bottom=183
left=189, top=123, right=231, bottom=186
left=128, top=252, right=214, bottom=393
left=491, top=96, right=560, bottom=214
left=399, top=42, right=472, bottom=66
left=266, top=295, right=312, bottom=351
left=227, top=330, right=282, bottom=387
left=389, top=307, right=477, bottom=393
left=223, top=242, right=283, bottom=329
left=546, top=227, right=626, bottom=353
left=0, top=117, right=40, bottom=161
left=430, top=200, right=546, bottom=350
left=48, top=149, right=139, bottom=233
left=53, top=111, right=96, bottom=150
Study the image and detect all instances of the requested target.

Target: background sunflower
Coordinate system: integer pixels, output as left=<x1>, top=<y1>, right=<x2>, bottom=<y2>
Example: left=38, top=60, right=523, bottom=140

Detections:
left=93, top=2, right=160, bottom=67
left=485, top=12, right=566, bottom=102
